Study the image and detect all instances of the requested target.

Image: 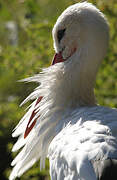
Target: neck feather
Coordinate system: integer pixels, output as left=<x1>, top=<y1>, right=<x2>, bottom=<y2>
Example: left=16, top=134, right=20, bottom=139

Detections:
left=22, top=53, right=98, bottom=166
left=42, top=52, right=97, bottom=108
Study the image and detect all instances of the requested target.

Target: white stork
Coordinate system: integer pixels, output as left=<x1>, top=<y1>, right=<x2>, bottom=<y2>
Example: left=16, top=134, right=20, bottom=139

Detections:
left=10, top=2, right=117, bottom=180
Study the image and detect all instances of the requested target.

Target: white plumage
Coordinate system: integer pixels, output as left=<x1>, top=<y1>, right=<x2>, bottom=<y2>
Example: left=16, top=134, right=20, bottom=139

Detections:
left=10, top=2, right=117, bottom=180
left=49, top=106, right=117, bottom=180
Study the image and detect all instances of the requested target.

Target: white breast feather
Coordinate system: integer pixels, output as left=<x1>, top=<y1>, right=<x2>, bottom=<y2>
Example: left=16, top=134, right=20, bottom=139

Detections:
left=49, top=107, right=117, bottom=180
left=10, top=64, right=117, bottom=180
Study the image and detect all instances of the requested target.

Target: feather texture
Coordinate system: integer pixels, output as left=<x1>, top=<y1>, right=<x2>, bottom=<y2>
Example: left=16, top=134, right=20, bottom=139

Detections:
left=49, top=107, right=117, bottom=180
left=10, top=2, right=116, bottom=180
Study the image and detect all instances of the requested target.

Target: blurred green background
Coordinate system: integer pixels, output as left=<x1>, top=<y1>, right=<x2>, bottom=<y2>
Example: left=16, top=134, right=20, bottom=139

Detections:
left=0, top=0, right=117, bottom=179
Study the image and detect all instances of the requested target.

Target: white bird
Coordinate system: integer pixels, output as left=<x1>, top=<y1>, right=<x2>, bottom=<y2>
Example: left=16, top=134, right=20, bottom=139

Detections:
left=10, top=2, right=117, bottom=180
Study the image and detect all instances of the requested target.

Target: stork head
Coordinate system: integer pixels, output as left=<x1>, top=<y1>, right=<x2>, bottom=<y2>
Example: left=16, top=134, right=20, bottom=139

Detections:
left=51, top=2, right=109, bottom=106
left=52, top=2, right=109, bottom=69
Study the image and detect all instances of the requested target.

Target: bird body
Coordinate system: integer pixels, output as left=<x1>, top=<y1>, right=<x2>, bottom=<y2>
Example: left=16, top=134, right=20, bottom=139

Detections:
left=10, top=2, right=117, bottom=180
left=49, top=106, right=117, bottom=180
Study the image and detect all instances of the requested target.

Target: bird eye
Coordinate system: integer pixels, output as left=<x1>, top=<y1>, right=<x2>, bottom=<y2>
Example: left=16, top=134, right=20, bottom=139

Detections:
left=57, top=29, right=66, bottom=43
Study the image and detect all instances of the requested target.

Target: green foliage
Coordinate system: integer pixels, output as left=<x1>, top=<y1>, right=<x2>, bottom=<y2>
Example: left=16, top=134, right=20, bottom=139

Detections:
left=0, top=0, right=117, bottom=179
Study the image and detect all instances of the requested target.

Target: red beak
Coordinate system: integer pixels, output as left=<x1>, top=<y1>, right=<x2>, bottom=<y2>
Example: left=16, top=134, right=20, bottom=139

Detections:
left=51, top=52, right=65, bottom=65
left=24, top=96, right=43, bottom=138
left=24, top=52, right=64, bottom=138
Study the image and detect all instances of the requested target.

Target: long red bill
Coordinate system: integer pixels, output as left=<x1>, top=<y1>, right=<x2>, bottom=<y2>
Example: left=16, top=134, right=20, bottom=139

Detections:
left=24, top=96, right=43, bottom=138
left=24, top=52, right=64, bottom=138
left=51, top=52, right=65, bottom=65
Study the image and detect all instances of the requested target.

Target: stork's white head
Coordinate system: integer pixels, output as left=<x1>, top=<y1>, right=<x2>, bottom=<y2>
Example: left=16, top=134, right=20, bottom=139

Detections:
left=51, top=2, right=109, bottom=106
left=52, top=2, right=109, bottom=63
